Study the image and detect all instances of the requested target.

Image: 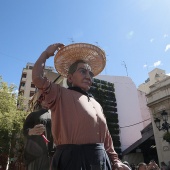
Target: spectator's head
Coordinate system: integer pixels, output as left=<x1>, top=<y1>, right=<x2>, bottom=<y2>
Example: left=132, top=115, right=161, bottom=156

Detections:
left=147, top=160, right=159, bottom=170
left=131, top=163, right=136, bottom=170
left=137, top=162, right=147, bottom=170
left=123, top=161, right=131, bottom=168
left=160, top=161, right=167, bottom=167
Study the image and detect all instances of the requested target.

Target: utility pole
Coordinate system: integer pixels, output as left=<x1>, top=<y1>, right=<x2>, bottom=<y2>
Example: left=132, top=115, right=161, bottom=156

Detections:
left=122, top=61, right=128, bottom=76
left=68, top=38, right=74, bottom=43
left=104, top=55, right=109, bottom=75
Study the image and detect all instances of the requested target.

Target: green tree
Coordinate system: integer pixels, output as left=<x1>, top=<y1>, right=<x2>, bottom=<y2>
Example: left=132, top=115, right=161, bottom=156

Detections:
left=0, top=76, right=27, bottom=169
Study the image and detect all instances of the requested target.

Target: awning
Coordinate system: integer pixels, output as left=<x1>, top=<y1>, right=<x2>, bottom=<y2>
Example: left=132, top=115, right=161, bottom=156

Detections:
left=122, top=123, right=154, bottom=155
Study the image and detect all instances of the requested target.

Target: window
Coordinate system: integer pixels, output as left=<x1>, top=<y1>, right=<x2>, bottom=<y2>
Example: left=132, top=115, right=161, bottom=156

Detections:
left=29, top=66, right=33, bottom=69
left=31, top=83, right=35, bottom=88
left=19, top=90, right=24, bottom=95
left=30, top=91, right=35, bottom=97
left=20, top=82, right=25, bottom=87
left=22, top=73, right=27, bottom=78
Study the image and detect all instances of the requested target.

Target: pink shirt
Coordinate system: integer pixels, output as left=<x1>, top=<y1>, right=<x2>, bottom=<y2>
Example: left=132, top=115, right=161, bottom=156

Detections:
left=32, top=52, right=120, bottom=166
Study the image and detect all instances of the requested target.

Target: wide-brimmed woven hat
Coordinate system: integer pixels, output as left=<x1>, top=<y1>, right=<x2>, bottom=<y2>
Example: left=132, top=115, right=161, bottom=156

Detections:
left=54, top=43, right=106, bottom=77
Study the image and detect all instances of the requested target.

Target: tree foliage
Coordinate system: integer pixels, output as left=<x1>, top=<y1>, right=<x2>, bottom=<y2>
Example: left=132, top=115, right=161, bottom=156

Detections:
left=0, top=76, right=28, bottom=167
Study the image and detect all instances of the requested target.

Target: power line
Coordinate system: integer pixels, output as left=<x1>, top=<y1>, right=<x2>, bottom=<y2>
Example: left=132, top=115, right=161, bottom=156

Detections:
left=120, top=118, right=151, bottom=128
left=0, top=51, right=28, bottom=63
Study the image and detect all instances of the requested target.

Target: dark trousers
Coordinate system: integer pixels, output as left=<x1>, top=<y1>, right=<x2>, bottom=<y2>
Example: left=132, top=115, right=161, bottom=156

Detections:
left=51, top=143, right=112, bottom=170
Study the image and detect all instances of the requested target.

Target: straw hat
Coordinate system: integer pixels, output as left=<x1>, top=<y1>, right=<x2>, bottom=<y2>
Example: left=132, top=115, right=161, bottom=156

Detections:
left=54, top=43, right=106, bottom=77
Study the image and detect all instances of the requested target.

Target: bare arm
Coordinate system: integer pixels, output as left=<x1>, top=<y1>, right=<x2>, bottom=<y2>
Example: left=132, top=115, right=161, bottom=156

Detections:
left=32, top=43, right=64, bottom=88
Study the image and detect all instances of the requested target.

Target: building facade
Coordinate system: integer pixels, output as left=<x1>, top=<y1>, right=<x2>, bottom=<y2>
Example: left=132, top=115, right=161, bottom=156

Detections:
left=146, top=77, right=170, bottom=165
left=139, top=68, right=170, bottom=165
left=96, top=75, right=151, bottom=153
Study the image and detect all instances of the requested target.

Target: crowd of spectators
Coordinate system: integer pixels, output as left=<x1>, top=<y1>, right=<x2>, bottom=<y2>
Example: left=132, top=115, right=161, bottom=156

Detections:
left=122, top=160, right=170, bottom=170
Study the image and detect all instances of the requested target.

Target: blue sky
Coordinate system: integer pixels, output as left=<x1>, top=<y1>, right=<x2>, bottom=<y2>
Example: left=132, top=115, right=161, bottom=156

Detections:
left=1, top=0, right=170, bottom=89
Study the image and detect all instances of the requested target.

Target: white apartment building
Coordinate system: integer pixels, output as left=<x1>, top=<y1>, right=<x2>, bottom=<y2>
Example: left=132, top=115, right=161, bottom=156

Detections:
left=96, top=75, right=151, bottom=150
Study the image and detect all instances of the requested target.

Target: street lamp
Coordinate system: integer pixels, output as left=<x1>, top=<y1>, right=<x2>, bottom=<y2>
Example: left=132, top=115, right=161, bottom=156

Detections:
left=154, top=110, right=170, bottom=132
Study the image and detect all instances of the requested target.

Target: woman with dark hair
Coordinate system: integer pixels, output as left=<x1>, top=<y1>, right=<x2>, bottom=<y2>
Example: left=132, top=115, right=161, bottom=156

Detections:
left=23, top=102, right=54, bottom=170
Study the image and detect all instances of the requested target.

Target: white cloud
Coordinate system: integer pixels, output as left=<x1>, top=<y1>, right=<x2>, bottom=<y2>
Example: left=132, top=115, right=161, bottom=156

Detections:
left=150, top=38, right=154, bottom=43
left=163, top=34, right=168, bottom=38
left=143, top=61, right=162, bottom=69
left=165, top=44, right=170, bottom=52
left=126, top=31, right=134, bottom=39
left=143, top=64, right=147, bottom=68
left=153, top=61, right=161, bottom=67
left=166, top=73, right=170, bottom=76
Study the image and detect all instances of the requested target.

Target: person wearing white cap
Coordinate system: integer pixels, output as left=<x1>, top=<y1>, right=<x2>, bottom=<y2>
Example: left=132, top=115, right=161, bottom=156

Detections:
left=32, top=43, right=130, bottom=170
